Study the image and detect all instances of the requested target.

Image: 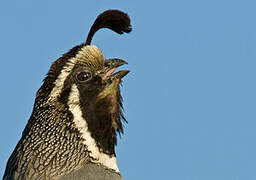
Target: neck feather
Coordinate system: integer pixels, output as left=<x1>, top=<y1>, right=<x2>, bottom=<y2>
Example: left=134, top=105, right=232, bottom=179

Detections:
left=68, top=85, right=119, bottom=172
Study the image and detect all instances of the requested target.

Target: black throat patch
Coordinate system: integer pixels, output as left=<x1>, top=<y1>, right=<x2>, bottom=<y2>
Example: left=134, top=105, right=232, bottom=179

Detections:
left=78, top=84, right=126, bottom=156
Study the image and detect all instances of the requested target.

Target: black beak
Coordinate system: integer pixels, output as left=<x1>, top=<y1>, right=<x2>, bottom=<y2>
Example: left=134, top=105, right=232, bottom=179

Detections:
left=101, top=58, right=129, bottom=81
left=104, top=58, right=128, bottom=68
left=112, top=70, right=130, bottom=79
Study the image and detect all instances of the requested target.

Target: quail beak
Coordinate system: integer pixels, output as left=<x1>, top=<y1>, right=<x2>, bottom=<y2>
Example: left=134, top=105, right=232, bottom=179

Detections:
left=101, top=59, right=130, bottom=82
left=97, top=59, right=129, bottom=99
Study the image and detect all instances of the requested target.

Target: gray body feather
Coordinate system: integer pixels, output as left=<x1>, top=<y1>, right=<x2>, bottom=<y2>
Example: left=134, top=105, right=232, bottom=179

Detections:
left=3, top=101, right=90, bottom=180
left=58, top=163, right=123, bottom=180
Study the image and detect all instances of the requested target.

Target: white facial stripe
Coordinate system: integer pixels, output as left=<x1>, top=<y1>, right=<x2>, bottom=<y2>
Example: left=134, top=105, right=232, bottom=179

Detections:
left=67, top=84, right=119, bottom=172
left=48, top=45, right=103, bottom=101
left=49, top=59, right=76, bottom=101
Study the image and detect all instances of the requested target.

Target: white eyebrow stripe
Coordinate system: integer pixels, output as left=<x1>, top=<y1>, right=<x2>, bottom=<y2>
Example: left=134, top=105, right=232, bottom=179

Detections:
left=48, top=57, right=76, bottom=101
left=48, top=45, right=103, bottom=101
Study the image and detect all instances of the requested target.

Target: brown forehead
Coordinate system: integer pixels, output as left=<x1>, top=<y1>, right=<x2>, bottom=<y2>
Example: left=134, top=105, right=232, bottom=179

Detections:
left=50, top=45, right=104, bottom=75
left=74, top=45, right=104, bottom=67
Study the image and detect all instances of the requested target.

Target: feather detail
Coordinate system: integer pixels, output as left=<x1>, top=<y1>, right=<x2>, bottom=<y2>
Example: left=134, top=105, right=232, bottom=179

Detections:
left=86, top=9, right=132, bottom=45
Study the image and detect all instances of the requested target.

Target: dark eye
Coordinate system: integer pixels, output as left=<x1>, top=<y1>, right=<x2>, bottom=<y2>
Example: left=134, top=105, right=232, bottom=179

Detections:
left=76, top=71, right=92, bottom=82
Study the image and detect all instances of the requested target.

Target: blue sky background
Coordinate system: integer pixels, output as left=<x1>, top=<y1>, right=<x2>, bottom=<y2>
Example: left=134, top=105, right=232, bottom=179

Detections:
left=1, top=0, right=256, bottom=179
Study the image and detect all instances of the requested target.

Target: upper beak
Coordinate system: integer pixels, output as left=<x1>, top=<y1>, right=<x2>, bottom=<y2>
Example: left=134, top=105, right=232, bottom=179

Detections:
left=104, top=58, right=128, bottom=68
left=101, top=58, right=130, bottom=81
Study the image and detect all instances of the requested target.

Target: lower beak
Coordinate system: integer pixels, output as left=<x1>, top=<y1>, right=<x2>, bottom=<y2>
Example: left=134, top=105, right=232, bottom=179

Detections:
left=112, top=70, right=130, bottom=79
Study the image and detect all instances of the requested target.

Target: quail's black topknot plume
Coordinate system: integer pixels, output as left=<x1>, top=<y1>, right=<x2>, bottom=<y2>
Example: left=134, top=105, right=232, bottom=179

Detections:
left=86, top=9, right=132, bottom=45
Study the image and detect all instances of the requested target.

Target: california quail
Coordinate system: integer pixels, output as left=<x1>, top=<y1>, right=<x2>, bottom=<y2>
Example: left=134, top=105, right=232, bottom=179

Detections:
left=3, top=9, right=132, bottom=180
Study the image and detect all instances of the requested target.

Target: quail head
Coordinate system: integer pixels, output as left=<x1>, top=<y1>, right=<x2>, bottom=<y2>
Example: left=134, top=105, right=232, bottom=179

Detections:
left=3, top=9, right=132, bottom=180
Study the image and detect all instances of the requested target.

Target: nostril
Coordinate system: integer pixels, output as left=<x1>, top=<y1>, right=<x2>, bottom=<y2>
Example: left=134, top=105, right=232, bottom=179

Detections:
left=104, top=61, right=111, bottom=67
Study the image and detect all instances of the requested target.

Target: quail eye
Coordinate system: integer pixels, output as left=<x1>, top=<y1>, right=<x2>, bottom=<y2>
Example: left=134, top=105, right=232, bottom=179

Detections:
left=76, top=71, right=92, bottom=82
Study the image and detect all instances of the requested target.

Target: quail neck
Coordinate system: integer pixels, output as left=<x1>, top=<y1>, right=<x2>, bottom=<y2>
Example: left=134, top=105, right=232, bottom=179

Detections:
left=41, top=45, right=128, bottom=171
left=7, top=45, right=128, bottom=179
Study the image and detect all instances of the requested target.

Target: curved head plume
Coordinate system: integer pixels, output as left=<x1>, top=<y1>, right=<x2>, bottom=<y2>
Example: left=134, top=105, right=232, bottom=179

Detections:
left=86, top=9, right=132, bottom=45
